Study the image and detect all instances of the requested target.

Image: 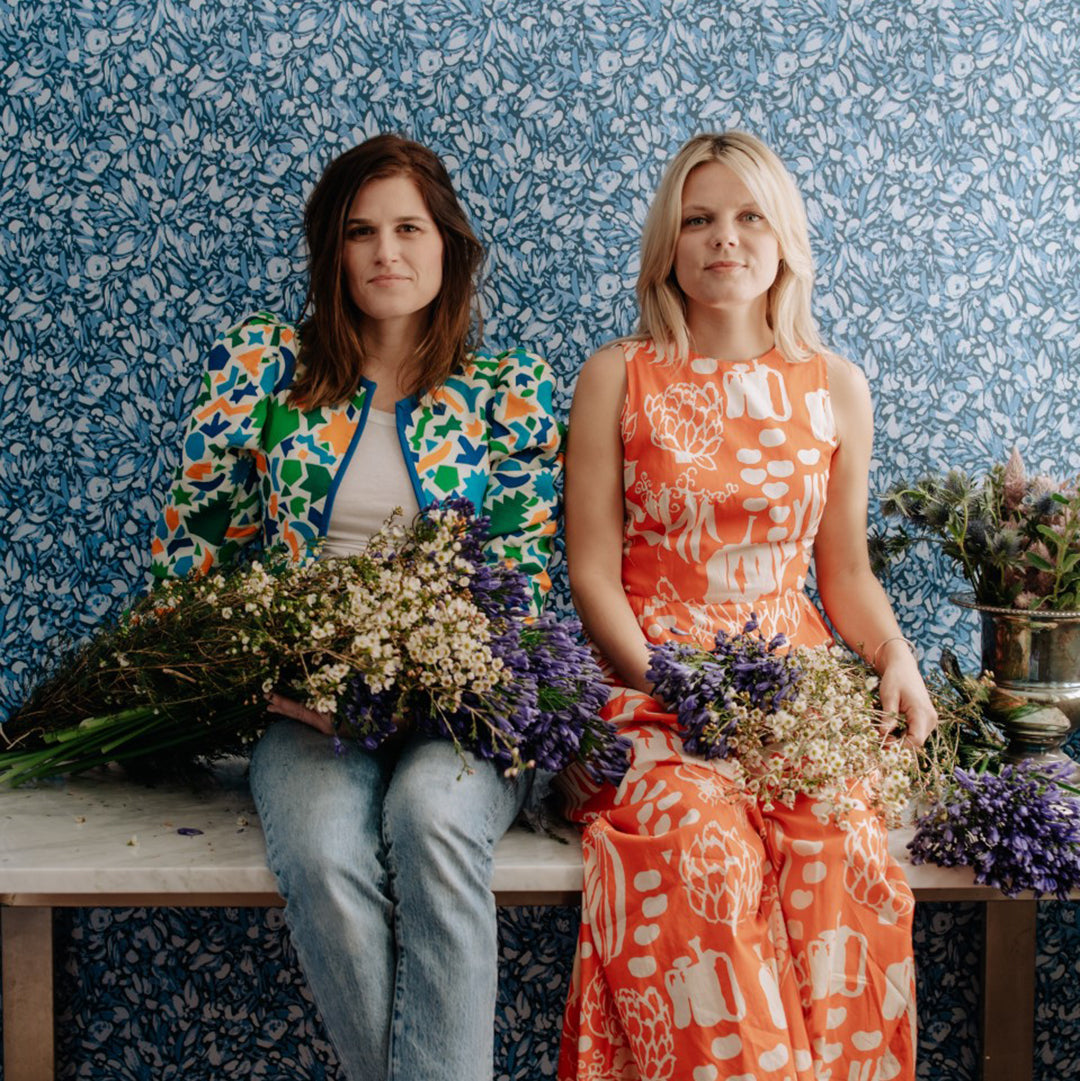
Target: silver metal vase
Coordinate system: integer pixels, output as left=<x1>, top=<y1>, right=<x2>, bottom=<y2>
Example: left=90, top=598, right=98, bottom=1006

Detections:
left=954, top=593, right=1080, bottom=778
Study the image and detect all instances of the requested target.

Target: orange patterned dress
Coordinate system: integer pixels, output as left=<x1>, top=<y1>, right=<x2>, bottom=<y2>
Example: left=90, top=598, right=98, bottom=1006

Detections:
left=558, top=340, right=916, bottom=1081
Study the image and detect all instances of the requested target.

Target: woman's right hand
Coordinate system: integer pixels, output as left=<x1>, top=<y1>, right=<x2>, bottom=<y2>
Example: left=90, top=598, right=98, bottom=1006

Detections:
left=876, top=644, right=939, bottom=748
left=266, top=693, right=336, bottom=736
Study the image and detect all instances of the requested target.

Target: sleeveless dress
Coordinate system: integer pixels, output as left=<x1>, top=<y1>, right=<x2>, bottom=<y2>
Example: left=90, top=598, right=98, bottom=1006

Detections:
left=558, top=340, right=916, bottom=1081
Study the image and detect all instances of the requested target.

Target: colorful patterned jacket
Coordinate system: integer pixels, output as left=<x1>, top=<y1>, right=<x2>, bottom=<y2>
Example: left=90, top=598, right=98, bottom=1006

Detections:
left=151, top=312, right=562, bottom=613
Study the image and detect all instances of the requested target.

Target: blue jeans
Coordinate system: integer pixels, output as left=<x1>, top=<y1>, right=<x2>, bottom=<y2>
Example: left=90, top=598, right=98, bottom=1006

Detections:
left=249, top=720, right=529, bottom=1081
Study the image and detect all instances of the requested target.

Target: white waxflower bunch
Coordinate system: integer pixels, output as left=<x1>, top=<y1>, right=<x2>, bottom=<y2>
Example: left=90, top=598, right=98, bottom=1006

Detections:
left=649, top=628, right=920, bottom=829
left=726, top=645, right=916, bottom=826
left=2, top=502, right=627, bottom=790
left=270, top=509, right=518, bottom=718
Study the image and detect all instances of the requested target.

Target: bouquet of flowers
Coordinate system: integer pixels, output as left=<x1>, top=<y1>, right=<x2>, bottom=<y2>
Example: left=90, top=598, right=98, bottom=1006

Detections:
left=905, top=650, right=1080, bottom=899
left=0, top=501, right=629, bottom=788
left=879, top=448, right=1080, bottom=610
left=643, top=620, right=1080, bottom=894
left=908, top=759, right=1080, bottom=898
left=645, top=617, right=917, bottom=826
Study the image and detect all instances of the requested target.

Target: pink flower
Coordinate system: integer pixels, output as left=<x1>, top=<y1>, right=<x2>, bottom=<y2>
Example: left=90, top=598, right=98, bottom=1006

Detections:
left=1002, top=448, right=1027, bottom=512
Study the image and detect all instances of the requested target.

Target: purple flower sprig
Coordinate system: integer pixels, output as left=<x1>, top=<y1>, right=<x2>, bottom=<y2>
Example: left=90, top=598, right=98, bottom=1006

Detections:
left=909, top=760, right=1080, bottom=899
left=403, top=613, right=628, bottom=784
left=338, top=679, right=400, bottom=751
left=517, top=615, right=630, bottom=785
left=417, top=497, right=533, bottom=621
left=646, top=616, right=802, bottom=759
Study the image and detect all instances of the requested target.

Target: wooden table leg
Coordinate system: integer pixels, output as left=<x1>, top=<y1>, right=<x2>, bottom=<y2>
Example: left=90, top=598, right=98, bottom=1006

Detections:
left=2, top=907, right=55, bottom=1081
left=982, top=899, right=1036, bottom=1081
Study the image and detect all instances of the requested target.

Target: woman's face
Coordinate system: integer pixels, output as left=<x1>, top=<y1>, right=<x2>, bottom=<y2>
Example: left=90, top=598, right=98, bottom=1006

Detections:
left=342, top=174, right=445, bottom=329
left=673, top=161, right=781, bottom=322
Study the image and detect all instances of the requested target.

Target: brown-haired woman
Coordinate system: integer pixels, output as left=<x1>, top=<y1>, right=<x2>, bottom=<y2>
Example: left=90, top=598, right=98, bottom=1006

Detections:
left=293, top=133, right=485, bottom=409
left=152, top=134, right=561, bottom=1080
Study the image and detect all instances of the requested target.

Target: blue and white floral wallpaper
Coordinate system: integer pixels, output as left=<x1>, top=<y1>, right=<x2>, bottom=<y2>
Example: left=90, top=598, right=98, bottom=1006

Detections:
left=2, top=0, right=1079, bottom=1077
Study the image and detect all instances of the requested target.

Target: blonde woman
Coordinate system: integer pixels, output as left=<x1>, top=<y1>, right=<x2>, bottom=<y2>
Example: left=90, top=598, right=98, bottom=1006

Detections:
left=559, top=131, right=935, bottom=1081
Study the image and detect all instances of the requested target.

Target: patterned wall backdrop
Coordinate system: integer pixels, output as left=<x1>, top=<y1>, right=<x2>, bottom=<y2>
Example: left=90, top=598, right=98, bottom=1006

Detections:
left=2, top=0, right=1079, bottom=1077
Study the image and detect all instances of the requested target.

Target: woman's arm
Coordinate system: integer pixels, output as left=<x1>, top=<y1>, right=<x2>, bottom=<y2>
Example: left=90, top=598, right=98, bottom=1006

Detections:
left=151, top=313, right=294, bottom=580
left=481, top=348, right=563, bottom=615
left=565, top=345, right=654, bottom=694
left=813, top=354, right=937, bottom=745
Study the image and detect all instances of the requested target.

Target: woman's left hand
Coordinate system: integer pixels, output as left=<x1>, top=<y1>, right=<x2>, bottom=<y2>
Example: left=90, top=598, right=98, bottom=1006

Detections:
left=266, top=693, right=336, bottom=736
left=876, top=643, right=938, bottom=748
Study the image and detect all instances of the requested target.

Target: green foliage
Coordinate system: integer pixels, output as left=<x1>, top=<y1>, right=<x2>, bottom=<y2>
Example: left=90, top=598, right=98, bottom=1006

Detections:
left=912, top=649, right=1005, bottom=804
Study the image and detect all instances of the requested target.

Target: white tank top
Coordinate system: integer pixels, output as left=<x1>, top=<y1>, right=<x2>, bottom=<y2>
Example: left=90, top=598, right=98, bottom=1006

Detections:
left=320, top=408, right=420, bottom=558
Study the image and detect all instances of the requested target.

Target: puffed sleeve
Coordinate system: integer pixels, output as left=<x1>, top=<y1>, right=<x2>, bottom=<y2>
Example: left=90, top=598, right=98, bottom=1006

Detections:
left=150, top=313, right=296, bottom=581
left=481, top=347, right=563, bottom=615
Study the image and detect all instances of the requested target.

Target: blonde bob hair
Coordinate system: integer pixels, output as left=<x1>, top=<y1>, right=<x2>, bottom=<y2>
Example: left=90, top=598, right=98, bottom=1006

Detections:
left=637, top=131, right=824, bottom=364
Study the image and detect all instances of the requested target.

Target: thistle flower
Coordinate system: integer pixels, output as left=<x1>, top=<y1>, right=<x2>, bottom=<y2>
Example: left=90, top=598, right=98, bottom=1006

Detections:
left=986, top=527, right=1022, bottom=562
left=880, top=451, right=1080, bottom=610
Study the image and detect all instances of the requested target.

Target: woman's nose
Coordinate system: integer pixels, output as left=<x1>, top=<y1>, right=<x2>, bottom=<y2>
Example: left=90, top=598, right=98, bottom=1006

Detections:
left=374, top=232, right=399, bottom=262
left=710, top=222, right=736, bottom=247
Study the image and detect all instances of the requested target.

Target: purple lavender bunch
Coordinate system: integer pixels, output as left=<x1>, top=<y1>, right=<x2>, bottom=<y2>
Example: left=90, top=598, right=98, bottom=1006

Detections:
left=420, top=497, right=532, bottom=620
left=516, top=615, right=630, bottom=785
left=646, top=616, right=802, bottom=759
left=909, top=760, right=1080, bottom=898
left=410, top=664, right=538, bottom=768
left=337, top=679, right=400, bottom=751
left=406, top=613, right=629, bottom=784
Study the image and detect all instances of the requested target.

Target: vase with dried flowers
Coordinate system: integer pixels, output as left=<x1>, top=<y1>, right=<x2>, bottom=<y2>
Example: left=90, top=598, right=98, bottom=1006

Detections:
left=880, top=448, right=1080, bottom=774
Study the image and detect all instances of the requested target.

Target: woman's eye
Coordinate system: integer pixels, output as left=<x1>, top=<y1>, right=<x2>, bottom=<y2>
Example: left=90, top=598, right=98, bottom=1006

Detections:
left=683, top=215, right=708, bottom=227
left=742, top=212, right=763, bottom=223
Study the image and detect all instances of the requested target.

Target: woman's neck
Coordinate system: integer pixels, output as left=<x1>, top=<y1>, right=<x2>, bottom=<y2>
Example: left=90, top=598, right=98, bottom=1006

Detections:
left=360, top=318, right=425, bottom=406
left=685, top=301, right=773, bottom=362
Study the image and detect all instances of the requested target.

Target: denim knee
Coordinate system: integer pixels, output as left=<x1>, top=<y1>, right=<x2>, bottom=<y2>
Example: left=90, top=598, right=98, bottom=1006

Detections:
left=251, top=722, right=397, bottom=1081
left=382, top=741, right=524, bottom=889
left=250, top=720, right=389, bottom=903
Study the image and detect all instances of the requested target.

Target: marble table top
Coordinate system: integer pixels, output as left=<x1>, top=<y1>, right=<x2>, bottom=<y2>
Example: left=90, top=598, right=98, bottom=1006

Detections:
left=0, top=763, right=1029, bottom=903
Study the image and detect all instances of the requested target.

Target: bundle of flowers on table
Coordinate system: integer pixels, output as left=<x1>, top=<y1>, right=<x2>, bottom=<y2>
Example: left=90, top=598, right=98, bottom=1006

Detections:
left=645, top=617, right=918, bottom=826
left=905, top=651, right=1080, bottom=899
left=909, top=758, right=1080, bottom=898
left=0, top=500, right=629, bottom=788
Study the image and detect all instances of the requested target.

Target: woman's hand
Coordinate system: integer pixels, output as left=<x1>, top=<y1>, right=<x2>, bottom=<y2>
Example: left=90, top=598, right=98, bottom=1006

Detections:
left=876, top=641, right=938, bottom=748
left=266, top=693, right=336, bottom=736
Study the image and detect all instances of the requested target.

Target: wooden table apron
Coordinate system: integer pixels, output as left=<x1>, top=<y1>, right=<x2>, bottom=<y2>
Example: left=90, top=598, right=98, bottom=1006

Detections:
left=0, top=890, right=1043, bottom=1081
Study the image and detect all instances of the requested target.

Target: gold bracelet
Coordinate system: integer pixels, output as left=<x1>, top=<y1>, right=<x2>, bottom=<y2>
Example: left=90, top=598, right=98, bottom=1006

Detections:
left=871, top=635, right=917, bottom=670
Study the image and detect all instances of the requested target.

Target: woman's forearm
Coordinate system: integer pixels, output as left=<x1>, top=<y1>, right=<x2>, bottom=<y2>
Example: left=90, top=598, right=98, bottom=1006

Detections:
left=571, top=576, right=654, bottom=694
left=818, top=568, right=906, bottom=669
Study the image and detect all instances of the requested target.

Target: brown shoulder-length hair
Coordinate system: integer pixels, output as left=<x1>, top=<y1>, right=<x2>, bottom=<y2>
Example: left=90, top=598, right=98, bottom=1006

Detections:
left=289, top=134, right=485, bottom=409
